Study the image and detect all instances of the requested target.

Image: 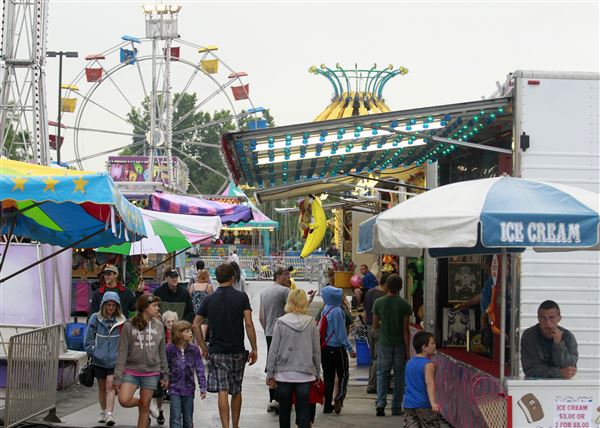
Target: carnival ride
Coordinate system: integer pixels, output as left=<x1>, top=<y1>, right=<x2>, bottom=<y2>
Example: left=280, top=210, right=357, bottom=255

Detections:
left=52, top=4, right=266, bottom=193
left=310, top=63, right=408, bottom=121
left=289, top=64, right=408, bottom=257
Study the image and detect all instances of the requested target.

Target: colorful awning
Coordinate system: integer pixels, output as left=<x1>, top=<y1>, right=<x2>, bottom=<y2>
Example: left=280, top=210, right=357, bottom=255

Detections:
left=221, top=98, right=512, bottom=192
left=220, top=182, right=278, bottom=230
left=149, top=192, right=252, bottom=224
left=0, top=159, right=146, bottom=248
left=98, top=208, right=222, bottom=255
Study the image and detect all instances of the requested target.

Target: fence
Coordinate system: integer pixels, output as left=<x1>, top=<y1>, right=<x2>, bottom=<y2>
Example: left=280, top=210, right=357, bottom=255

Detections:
left=185, top=255, right=333, bottom=284
left=1, top=324, right=61, bottom=428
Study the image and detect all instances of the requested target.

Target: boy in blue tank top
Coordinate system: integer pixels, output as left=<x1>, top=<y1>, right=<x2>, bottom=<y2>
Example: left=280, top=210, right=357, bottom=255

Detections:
left=403, top=331, right=450, bottom=428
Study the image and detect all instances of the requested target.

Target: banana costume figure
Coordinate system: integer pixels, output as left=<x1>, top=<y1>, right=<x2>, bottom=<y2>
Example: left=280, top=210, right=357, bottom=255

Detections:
left=299, top=195, right=327, bottom=259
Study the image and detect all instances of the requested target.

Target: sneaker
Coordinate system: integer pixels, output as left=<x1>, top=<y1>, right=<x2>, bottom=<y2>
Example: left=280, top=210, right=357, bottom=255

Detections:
left=334, top=399, right=343, bottom=414
left=323, top=405, right=334, bottom=414
left=105, top=412, right=115, bottom=426
left=366, top=387, right=377, bottom=394
left=149, top=402, right=159, bottom=419
left=391, top=409, right=403, bottom=416
left=267, top=400, right=279, bottom=413
left=376, top=407, right=385, bottom=417
left=157, top=410, right=165, bottom=425
left=98, top=410, right=107, bottom=423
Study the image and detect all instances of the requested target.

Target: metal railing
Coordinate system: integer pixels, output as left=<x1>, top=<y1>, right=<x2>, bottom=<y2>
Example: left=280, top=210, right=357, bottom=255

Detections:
left=185, top=256, right=333, bottom=283
left=2, top=324, right=61, bottom=428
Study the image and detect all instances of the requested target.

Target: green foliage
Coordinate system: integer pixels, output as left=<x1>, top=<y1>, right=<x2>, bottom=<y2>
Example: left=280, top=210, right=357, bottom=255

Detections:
left=1, top=123, right=31, bottom=161
left=124, top=92, right=275, bottom=194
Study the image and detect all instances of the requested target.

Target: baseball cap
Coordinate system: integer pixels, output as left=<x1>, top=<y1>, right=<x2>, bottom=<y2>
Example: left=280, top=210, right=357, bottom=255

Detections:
left=273, top=265, right=291, bottom=281
left=103, top=264, right=119, bottom=275
left=165, top=268, right=179, bottom=278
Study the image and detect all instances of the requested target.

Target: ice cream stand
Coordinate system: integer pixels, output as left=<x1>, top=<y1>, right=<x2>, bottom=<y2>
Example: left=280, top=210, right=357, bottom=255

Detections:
left=358, top=176, right=600, bottom=428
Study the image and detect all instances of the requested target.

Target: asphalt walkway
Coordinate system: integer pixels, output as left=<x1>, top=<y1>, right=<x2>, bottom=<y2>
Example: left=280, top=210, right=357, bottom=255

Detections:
left=44, top=280, right=406, bottom=427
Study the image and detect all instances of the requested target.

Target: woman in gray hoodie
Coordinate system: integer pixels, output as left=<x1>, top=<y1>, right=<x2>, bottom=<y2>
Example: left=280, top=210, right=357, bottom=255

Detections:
left=266, top=289, right=321, bottom=428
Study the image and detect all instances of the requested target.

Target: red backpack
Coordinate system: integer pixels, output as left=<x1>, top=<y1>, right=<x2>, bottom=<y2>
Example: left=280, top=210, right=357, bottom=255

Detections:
left=318, top=306, right=335, bottom=349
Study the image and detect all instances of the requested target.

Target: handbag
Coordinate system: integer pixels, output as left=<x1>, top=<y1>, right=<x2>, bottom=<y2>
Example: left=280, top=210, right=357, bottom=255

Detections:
left=291, top=379, right=325, bottom=405
left=310, top=379, right=325, bottom=405
left=79, top=358, right=94, bottom=387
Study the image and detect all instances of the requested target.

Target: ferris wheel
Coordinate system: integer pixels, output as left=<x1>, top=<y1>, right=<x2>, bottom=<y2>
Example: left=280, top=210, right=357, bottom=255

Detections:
left=55, top=4, right=267, bottom=193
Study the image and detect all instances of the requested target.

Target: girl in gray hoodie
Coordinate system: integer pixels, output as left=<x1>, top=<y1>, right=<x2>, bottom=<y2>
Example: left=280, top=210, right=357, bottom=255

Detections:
left=114, top=294, right=169, bottom=428
left=266, top=289, right=321, bottom=428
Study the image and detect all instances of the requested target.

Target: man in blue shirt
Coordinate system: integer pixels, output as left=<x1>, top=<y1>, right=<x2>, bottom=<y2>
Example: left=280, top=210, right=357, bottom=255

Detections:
left=354, top=264, right=378, bottom=309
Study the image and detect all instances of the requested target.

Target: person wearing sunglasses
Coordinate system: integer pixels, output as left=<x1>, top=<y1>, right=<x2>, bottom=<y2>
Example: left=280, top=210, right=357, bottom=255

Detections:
left=90, top=264, right=144, bottom=318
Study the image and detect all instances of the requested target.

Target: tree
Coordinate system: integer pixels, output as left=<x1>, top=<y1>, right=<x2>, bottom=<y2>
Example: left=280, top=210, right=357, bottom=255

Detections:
left=125, top=92, right=275, bottom=194
left=1, top=122, right=32, bottom=161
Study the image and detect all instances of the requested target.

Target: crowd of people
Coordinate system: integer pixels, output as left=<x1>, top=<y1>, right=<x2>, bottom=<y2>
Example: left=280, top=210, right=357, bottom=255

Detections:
left=83, top=260, right=579, bottom=428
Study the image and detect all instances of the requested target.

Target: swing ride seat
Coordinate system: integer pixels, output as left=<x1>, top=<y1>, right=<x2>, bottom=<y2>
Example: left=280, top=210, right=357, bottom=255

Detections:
left=200, top=59, right=219, bottom=74
left=61, top=84, right=79, bottom=91
left=61, top=98, right=77, bottom=113
left=164, top=47, right=180, bottom=60
left=49, top=134, right=64, bottom=150
left=231, top=84, right=250, bottom=100
left=119, top=48, right=137, bottom=64
left=247, top=119, right=268, bottom=130
left=85, top=68, right=103, bottom=82
left=198, top=45, right=218, bottom=53
left=85, top=54, right=106, bottom=61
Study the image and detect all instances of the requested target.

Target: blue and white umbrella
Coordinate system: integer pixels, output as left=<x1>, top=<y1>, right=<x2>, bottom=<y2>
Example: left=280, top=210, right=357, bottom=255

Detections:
left=358, top=175, right=599, bottom=384
left=358, top=176, right=599, bottom=256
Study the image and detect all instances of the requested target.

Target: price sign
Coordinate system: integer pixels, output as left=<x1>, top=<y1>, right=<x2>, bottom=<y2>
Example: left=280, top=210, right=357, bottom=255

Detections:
left=554, top=398, right=594, bottom=428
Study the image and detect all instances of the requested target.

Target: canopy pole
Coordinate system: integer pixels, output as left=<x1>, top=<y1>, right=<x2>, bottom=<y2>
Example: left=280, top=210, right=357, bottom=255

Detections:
left=0, top=228, right=105, bottom=284
left=499, top=248, right=507, bottom=388
left=0, top=218, right=17, bottom=272
left=37, top=244, right=49, bottom=326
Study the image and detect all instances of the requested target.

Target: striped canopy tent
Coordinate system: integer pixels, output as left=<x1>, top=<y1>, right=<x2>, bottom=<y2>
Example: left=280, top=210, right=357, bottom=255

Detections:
left=149, top=192, right=252, bottom=225
left=221, top=182, right=278, bottom=230
left=98, top=209, right=222, bottom=255
left=0, top=158, right=146, bottom=249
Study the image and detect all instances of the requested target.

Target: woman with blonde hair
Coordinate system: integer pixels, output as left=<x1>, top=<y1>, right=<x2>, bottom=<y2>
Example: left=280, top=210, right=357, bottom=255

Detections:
left=266, top=289, right=321, bottom=428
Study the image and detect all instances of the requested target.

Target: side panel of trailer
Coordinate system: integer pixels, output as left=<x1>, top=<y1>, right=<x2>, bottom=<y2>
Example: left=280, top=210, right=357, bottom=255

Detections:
left=510, top=71, right=600, bottom=428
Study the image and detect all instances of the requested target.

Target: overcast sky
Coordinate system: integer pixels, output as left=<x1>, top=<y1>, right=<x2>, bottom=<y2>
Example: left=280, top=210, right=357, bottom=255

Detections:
left=43, top=1, right=599, bottom=171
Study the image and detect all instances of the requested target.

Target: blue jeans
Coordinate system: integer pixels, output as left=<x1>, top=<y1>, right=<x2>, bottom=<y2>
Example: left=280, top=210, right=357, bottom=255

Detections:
left=376, top=344, right=406, bottom=411
left=169, top=394, right=194, bottom=428
left=276, top=381, right=312, bottom=428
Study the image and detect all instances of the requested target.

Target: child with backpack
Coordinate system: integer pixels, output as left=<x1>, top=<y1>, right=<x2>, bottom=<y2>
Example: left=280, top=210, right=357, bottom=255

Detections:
left=318, top=285, right=356, bottom=415
left=403, top=331, right=450, bottom=428
left=166, top=320, right=206, bottom=428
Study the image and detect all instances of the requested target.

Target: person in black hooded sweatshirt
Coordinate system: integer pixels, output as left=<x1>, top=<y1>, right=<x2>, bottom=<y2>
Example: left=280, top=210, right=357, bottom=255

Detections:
left=154, top=268, right=194, bottom=323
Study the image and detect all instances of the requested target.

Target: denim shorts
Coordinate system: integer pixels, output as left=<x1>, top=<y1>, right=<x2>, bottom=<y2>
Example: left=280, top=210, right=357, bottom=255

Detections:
left=121, top=374, right=161, bottom=390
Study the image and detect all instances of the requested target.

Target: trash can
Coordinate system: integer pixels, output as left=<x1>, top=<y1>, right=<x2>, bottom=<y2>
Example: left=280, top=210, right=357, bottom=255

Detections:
left=355, top=339, right=371, bottom=366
